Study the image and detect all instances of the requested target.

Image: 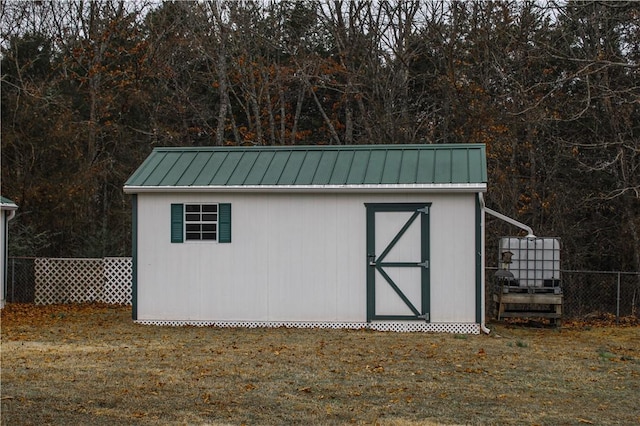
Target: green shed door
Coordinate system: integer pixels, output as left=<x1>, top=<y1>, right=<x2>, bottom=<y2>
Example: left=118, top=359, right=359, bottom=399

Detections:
left=366, top=203, right=431, bottom=322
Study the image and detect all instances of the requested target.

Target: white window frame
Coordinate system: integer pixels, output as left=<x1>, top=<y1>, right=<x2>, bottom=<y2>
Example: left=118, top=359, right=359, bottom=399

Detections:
left=184, top=203, right=218, bottom=242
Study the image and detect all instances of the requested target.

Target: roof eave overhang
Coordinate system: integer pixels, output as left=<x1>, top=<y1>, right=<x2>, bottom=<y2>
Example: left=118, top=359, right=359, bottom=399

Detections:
left=0, top=203, right=18, bottom=210
left=124, top=183, right=487, bottom=194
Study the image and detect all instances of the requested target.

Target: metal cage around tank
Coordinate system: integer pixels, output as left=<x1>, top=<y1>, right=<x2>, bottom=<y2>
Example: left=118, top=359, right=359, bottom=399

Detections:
left=497, top=237, right=562, bottom=294
left=493, top=236, right=564, bottom=324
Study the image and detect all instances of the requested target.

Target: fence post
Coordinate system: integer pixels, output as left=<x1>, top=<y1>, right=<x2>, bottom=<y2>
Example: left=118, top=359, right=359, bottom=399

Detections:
left=10, top=257, right=15, bottom=302
left=616, top=272, right=621, bottom=324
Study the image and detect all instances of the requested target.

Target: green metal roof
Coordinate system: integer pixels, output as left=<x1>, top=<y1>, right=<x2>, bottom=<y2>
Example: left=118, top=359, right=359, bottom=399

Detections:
left=124, top=144, right=487, bottom=192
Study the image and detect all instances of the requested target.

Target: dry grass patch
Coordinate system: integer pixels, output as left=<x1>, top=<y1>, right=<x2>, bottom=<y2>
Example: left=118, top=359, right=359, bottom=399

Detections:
left=1, top=303, right=639, bottom=425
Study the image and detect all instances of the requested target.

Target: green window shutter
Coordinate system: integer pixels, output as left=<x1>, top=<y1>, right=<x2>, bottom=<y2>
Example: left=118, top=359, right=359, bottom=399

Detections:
left=171, top=203, right=184, bottom=243
left=219, top=203, right=232, bottom=243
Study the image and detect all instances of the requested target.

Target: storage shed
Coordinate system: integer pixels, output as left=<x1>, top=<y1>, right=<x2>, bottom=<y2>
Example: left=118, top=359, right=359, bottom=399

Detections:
left=124, top=144, right=488, bottom=333
left=1, top=196, right=18, bottom=309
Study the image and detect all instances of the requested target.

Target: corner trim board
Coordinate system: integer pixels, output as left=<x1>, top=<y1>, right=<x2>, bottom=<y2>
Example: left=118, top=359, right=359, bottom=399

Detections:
left=131, top=194, right=138, bottom=321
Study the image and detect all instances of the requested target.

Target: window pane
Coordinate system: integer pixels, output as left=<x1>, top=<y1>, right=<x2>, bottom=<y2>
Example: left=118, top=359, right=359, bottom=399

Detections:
left=182, top=203, right=221, bottom=243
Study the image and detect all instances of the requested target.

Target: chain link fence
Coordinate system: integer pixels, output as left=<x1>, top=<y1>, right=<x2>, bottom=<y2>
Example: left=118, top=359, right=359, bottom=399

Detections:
left=485, top=267, right=640, bottom=322
left=5, top=257, right=36, bottom=303
left=6, top=257, right=640, bottom=322
left=562, top=270, right=640, bottom=319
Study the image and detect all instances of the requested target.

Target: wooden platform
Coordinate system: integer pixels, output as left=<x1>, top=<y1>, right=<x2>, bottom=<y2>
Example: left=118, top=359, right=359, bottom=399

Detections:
left=493, top=292, right=563, bottom=324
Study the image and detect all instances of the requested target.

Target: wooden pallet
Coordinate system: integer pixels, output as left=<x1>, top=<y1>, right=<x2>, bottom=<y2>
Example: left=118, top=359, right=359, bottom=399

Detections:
left=500, top=285, right=561, bottom=294
left=493, top=292, right=563, bottom=324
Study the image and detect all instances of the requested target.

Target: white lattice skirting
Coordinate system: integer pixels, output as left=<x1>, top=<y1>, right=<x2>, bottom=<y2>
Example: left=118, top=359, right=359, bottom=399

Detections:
left=35, top=257, right=132, bottom=305
left=134, top=320, right=481, bottom=334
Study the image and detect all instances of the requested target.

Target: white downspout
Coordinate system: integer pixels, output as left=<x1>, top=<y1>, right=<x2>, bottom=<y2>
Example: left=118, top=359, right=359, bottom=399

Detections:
left=480, top=322, right=491, bottom=335
left=2, top=208, right=16, bottom=309
left=482, top=198, right=536, bottom=239
left=478, top=193, right=491, bottom=335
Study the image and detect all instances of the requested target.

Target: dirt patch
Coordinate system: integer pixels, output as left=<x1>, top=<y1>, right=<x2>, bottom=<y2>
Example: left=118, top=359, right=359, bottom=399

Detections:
left=1, top=303, right=639, bottom=425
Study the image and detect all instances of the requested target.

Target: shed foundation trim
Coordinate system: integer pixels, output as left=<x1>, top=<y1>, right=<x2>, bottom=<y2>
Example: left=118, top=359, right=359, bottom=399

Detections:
left=134, top=320, right=480, bottom=334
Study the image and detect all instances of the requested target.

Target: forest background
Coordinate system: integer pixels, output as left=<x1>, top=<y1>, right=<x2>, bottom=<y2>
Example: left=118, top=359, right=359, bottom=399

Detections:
left=1, top=0, right=638, bottom=273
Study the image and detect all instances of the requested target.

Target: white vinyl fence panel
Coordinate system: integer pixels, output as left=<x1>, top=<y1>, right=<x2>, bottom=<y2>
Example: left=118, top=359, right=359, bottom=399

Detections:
left=35, top=257, right=132, bottom=305
left=103, top=257, right=133, bottom=304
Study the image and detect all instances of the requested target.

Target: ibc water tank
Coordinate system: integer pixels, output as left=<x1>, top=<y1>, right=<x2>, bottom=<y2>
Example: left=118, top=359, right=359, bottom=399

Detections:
left=498, top=237, right=561, bottom=288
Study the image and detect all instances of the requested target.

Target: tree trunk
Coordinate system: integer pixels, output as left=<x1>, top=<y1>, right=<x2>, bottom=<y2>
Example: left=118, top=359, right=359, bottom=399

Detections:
left=291, top=83, right=305, bottom=145
left=211, top=2, right=229, bottom=146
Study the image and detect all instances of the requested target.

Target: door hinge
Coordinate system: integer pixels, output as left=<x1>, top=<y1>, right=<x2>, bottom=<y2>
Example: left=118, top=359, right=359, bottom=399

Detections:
left=418, top=261, right=429, bottom=268
left=417, top=206, right=430, bottom=214
left=417, top=313, right=429, bottom=321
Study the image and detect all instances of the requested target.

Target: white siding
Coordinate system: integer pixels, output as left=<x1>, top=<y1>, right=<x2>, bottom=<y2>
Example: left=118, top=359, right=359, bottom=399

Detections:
left=136, top=192, right=478, bottom=323
left=1, top=212, right=6, bottom=308
left=429, top=196, right=477, bottom=322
